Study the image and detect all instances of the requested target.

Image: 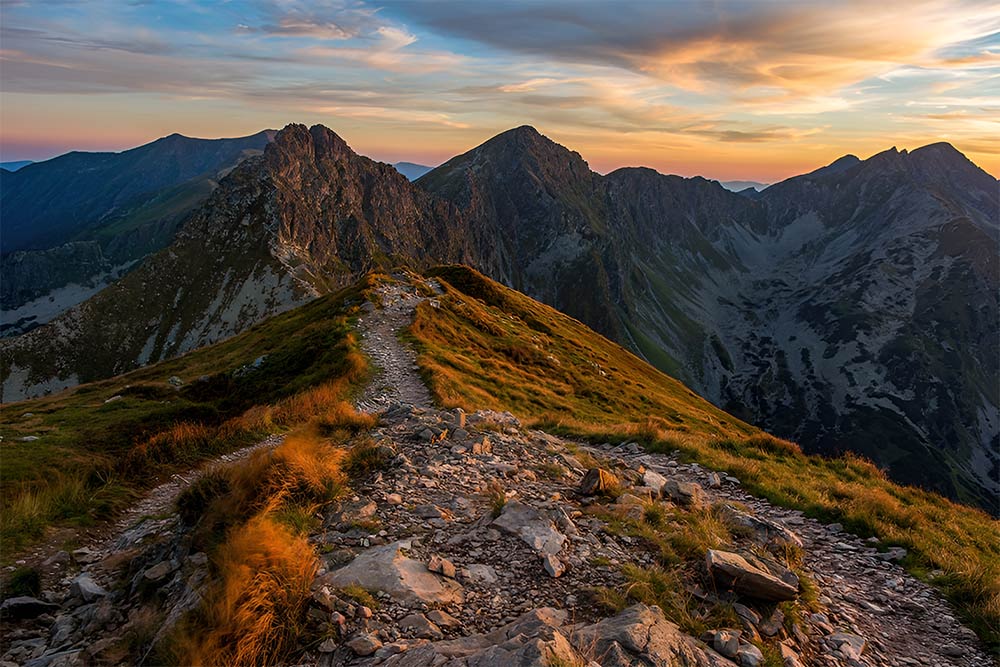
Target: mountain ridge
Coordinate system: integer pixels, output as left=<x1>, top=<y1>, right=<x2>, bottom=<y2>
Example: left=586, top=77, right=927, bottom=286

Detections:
left=1, top=122, right=996, bottom=513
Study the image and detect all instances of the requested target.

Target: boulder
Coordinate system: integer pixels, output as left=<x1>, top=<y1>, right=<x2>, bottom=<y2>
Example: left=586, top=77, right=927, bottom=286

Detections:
left=642, top=469, right=668, bottom=492
left=579, top=468, right=619, bottom=496
left=347, top=633, right=383, bottom=656
left=573, top=604, right=731, bottom=666
left=492, top=501, right=566, bottom=555
left=323, top=541, right=464, bottom=605
left=70, top=574, right=107, bottom=602
left=827, top=632, right=866, bottom=659
left=0, top=596, right=59, bottom=620
left=400, top=612, right=444, bottom=640
left=702, top=629, right=739, bottom=658
left=720, top=506, right=803, bottom=549
left=543, top=554, right=566, bottom=578
left=663, top=480, right=706, bottom=509
left=428, top=555, right=457, bottom=579
left=780, top=643, right=805, bottom=667
left=737, top=643, right=764, bottom=667
left=706, top=550, right=797, bottom=602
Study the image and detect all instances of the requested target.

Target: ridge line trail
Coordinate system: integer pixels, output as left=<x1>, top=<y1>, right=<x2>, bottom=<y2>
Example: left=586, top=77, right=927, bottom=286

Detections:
left=352, top=279, right=990, bottom=666
left=29, top=278, right=430, bottom=569
left=354, top=278, right=436, bottom=412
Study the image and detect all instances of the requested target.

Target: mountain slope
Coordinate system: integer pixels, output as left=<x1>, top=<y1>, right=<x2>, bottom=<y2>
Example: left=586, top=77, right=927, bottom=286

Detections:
left=4, top=270, right=995, bottom=663
left=416, top=130, right=999, bottom=511
left=704, top=144, right=1000, bottom=507
left=0, top=131, right=275, bottom=331
left=394, top=161, right=434, bottom=180
left=408, top=266, right=998, bottom=645
left=0, top=160, right=32, bottom=172
left=1, top=130, right=276, bottom=253
left=3, top=123, right=996, bottom=513
left=0, top=124, right=472, bottom=401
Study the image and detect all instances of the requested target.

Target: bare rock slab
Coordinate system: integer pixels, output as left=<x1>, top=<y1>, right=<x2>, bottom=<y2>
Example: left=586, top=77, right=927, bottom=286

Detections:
left=492, top=501, right=566, bottom=555
left=706, top=549, right=797, bottom=602
left=323, top=540, right=464, bottom=605
left=572, top=603, right=731, bottom=666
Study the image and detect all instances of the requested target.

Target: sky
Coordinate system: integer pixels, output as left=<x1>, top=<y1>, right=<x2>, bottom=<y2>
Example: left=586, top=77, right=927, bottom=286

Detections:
left=1, top=0, right=998, bottom=182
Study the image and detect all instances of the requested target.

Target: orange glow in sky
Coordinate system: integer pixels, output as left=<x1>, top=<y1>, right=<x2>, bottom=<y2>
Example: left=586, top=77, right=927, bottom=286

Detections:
left=1, top=1, right=998, bottom=182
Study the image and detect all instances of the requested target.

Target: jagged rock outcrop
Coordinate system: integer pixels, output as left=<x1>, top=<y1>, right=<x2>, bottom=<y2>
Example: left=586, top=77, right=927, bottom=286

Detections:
left=0, top=125, right=472, bottom=401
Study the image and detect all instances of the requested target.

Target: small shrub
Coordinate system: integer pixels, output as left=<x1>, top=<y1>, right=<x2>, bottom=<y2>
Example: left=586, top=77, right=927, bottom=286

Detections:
left=343, top=439, right=392, bottom=477
left=583, top=586, right=627, bottom=615
left=485, top=480, right=507, bottom=518
left=338, top=584, right=378, bottom=610
left=5, top=566, right=41, bottom=598
left=642, top=504, right=666, bottom=528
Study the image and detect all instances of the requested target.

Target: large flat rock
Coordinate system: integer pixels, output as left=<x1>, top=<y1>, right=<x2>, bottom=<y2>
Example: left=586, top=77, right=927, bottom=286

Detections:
left=323, top=541, right=464, bottom=605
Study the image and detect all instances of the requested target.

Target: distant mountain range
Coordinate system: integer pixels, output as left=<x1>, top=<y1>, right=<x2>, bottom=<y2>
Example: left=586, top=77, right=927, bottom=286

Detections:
left=394, top=161, right=435, bottom=180
left=2, top=124, right=996, bottom=511
left=0, top=130, right=275, bottom=335
left=719, top=180, right=769, bottom=192
left=0, top=160, right=33, bottom=172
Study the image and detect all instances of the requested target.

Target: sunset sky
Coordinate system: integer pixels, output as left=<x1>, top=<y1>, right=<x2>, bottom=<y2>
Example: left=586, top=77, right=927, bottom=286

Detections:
left=2, top=0, right=998, bottom=182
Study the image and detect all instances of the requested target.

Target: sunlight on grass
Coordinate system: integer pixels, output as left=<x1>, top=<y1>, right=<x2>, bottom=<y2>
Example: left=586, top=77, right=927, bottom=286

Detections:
left=409, top=265, right=1000, bottom=647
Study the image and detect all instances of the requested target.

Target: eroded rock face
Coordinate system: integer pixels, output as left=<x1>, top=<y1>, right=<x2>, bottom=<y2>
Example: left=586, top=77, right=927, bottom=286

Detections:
left=706, top=549, right=798, bottom=602
left=323, top=541, right=464, bottom=605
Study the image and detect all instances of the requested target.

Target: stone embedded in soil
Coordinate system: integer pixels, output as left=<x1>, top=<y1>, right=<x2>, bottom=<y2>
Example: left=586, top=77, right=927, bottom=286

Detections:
left=706, top=549, right=798, bottom=602
left=543, top=554, right=566, bottom=578
left=322, top=540, right=464, bottom=605
left=0, top=597, right=59, bottom=620
left=663, top=479, right=706, bottom=509
left=491, top=500, right=566, bottom=555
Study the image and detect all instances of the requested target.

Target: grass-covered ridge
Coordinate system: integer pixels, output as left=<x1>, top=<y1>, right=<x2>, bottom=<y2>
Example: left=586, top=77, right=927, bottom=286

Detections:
left=409, top=265, right=1000, bottom=648
left=0, top=276, right=378, bottom=555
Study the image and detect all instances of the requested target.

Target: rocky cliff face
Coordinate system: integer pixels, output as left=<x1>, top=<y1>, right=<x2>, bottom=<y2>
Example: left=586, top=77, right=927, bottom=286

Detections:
left=0, top=125, right=471, bottom=400
left=705, top=144, right=1000, bottom=507
left=3, top=124, right=996, bottom=511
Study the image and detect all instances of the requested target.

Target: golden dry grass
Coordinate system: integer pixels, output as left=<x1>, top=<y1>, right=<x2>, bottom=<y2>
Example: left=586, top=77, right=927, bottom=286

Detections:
left=171, top=404, right=373, bottom=665
left=171, top=515, right=318, bottom=666
left=409, top=265, right=1000, bottom=648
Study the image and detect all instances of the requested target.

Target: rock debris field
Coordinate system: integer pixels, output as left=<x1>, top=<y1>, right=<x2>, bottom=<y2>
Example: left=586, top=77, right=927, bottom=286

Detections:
left=1, top=279, right=992, bottom=667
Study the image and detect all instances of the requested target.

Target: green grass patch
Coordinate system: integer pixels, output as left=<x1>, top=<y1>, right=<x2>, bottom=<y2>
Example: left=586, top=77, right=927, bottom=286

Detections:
left=0, top=277, right=379, bottom=558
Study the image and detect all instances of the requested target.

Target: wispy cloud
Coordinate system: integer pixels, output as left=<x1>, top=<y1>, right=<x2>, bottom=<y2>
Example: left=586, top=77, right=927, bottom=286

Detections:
left=0, top=0, right=997, bottom=180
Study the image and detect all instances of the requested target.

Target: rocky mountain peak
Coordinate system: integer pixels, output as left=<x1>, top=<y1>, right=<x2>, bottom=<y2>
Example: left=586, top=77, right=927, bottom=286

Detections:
left=808, top=154, right=862, bottom=179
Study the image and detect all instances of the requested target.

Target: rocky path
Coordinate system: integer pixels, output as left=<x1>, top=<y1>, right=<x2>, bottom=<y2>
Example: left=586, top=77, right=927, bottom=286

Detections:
left=354, top=278, right=436, bottom=412
left=608, top=447, right=990, bottom=666
left=3, top=276, right=993, bottom=667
